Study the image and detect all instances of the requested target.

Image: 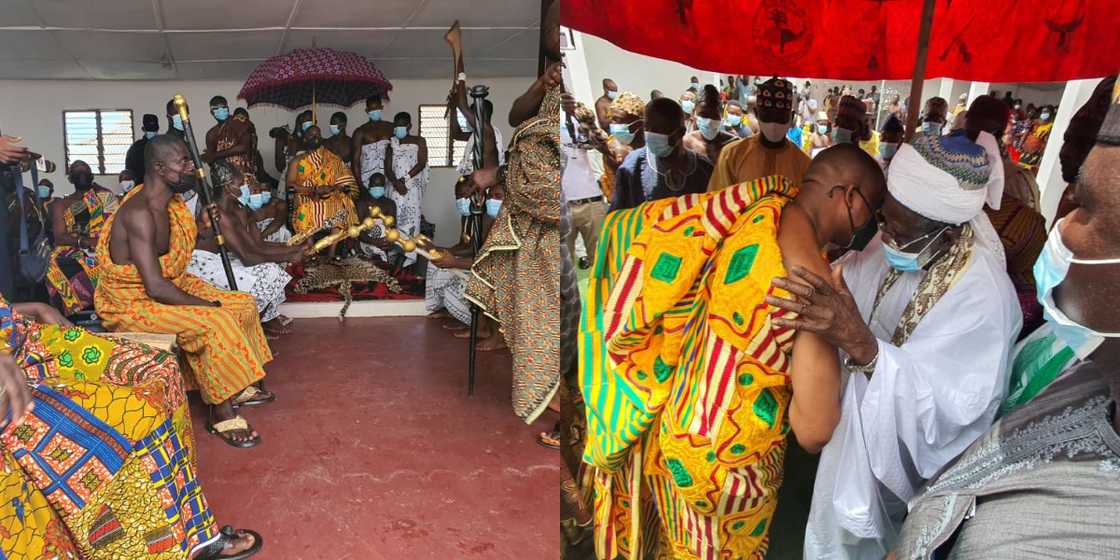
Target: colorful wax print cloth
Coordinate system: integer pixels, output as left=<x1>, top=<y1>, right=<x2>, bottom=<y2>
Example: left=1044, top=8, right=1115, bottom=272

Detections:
left=582, top=176, right=800, bottom=560
left=465, top=85, right=561, bottom=424
left=94, top=185, right=271, bottom=405
left=46, top=189, right=120, bottom=315
left=0, top=297, right=217, bottom=559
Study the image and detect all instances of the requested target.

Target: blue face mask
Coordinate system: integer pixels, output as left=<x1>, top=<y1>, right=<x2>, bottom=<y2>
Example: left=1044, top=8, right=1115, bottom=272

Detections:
left=1033, top=217, right=1120, bottom=359
left=248, top=192, right=265, bottom=210
left=879, top=142, right=899, bottom=160
left=607, top=91, right=619, bottom=100
left=394, top=126, right=408, bottom=140
left=696, top=117, right=721, bottom=141
left=368, top=109, right=383, bottom=121
left=725, top=115, right=742, bottom=127
left=171, top=114, right=184, bottom=131
left=680, top=100, right=695, bottom=114
left=882, top=226, right=949, bottom=272
left=237, top=184, right=252, bottom=207
left=329, top=124, right=341, bottom=136
left=485, top=198, right=502, bottom=218
left=456, top=197, right=472, bottom=217
left=144, top=130, right=157, bottom=140
left=610, top=123, right=635, bottom=145
left=832, top=127, right=854, bottom=144
left=260, top=191, right=271, bottom=204
left=644, top=130, right=677, bottom=158
left=301, top=120, right=313, bottom=132
left=921, top=121, right=941, bottom=134
left=369, top=186, right=386, bottom=199
left=212, top=107, right=230, bottom=121
left=36, top=185, right=51, bottom=199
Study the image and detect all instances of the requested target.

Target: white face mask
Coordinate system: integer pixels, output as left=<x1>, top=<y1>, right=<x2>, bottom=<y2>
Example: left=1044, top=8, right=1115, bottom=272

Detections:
left=1033, top=217, right=1120, bottom=358
left=119, top=180, right=135, bottom=192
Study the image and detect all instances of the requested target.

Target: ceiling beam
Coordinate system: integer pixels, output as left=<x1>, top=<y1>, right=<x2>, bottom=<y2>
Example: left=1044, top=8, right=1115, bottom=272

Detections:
left=26, top=0, right=93, bottom=78
left=151, top=0, right=178, bottom=75
left=274, top=0, right=304, bottom=55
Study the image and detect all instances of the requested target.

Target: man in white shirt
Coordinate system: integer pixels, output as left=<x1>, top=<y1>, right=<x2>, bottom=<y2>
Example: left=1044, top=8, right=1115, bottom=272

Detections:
left=768, top=128, right=1021, bottom=558
left=561, top=98, right=606, bottom=269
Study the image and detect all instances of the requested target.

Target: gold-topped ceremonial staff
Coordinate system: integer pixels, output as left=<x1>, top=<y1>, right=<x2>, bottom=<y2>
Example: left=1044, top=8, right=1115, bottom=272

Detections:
left=172, top=94, right=238, bottom=290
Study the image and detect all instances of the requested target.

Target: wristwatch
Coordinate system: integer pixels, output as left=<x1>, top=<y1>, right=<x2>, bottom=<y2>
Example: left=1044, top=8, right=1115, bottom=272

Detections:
left=844, top=347, right=879, bottom=377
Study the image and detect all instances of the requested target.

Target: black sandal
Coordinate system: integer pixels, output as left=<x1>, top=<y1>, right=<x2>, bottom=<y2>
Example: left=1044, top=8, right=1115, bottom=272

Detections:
left=192, top=525, right=263, bottom=559
left=206, top=409, right=261, bottom=449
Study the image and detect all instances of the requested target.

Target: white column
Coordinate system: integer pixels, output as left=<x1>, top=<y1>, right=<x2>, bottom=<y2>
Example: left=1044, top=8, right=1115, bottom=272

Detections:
left=563, top=30, right=596, bottom=108
left=1037, top=78, right=1104, bottom=225
left=937, top=78, right=955, bottom=100
left=967, top=81, right=990, bottom=105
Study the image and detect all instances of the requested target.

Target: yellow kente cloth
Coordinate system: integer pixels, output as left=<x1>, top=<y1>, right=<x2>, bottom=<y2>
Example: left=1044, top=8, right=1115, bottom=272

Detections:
left=0, top=297, right=217, bottom=558
left=582, top=176, right=799, bottom=560
left=291, top=146, right=359, bottom=235
left=859, top=130, right=880, bottom=160
left=706, top=136, right=810, bottom=192
left=93, top=185, right=271, bottom=404
left=45, top=189, right=120, bottom=315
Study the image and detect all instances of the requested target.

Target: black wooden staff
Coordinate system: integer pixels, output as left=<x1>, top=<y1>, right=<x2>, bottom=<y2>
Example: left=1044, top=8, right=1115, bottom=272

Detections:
left=172, top=95, right=239, bottom=291
left=466, top=84, right=490, bottom=396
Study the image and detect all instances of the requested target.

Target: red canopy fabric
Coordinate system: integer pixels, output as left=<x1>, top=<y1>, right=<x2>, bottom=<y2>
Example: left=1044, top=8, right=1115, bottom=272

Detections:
left=563, top=0, right=1120, bottom=82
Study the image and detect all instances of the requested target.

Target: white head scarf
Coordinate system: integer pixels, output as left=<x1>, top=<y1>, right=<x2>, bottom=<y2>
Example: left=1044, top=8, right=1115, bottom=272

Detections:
left=887, top=130, right=1004, bottom=225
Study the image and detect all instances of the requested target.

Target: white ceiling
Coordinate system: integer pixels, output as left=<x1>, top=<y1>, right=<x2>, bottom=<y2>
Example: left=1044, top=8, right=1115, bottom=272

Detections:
left=0, top=0, right=541, bottom=81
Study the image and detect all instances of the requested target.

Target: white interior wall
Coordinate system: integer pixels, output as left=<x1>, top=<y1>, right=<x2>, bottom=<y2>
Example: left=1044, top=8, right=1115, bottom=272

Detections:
left=0, top=76, right=533, bottom=246
left=576, top=33, right=711, bottom=107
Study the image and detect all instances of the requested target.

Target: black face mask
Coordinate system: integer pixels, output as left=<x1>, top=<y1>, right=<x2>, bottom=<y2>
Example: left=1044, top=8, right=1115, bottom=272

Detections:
left=304, top=137, right=322, bottom=150
left=165, top=166, right=199, bottom=194
left=844, top=189, right=878, bottom=251
left=70, top=171, right=94, bottom=191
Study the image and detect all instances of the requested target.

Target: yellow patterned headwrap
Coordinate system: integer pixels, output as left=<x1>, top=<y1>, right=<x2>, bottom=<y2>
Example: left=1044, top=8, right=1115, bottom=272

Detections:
left=609, top=92, right=646, bottom=120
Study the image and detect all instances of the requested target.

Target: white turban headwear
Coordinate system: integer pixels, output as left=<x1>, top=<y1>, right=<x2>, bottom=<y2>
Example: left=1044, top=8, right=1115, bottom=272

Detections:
left=887, top=130, right=1004, bottom=225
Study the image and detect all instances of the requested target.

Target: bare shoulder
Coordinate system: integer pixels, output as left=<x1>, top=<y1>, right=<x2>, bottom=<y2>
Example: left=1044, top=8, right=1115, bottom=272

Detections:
left=777, top=205, right=827, bottom=274
left=116, top=196, right=155, bottom=233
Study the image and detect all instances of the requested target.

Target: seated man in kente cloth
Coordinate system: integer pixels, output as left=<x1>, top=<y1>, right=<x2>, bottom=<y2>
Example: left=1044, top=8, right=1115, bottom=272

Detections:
left=286, top=124, right=359, bottom=260
left=46, top=160, right=120, bottom=315
left=580, top=146, right=886, bottom=560
left=94, top=135, right=273, bottom=449
left=0, top=298, right=261, bottom=559
left=187, top=161, right=310, bottom=337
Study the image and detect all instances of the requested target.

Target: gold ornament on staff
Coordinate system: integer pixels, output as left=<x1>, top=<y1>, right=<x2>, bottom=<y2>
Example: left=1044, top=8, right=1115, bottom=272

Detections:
left=306, top=205, right=442, bottom=260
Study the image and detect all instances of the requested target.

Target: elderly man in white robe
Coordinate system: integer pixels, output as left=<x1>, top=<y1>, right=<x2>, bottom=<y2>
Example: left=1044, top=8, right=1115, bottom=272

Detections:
left=766, top=128, right=1021, bottom=558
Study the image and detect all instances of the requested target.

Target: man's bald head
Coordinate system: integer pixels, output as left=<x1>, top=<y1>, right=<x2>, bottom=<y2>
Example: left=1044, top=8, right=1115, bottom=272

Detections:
left=144, top=134, right=187, bottom=174
left=804, top=143, right=887, bottom=206
left=645, top=98, right=684, bottom=134
left=603, top=79, right=617, bottom=92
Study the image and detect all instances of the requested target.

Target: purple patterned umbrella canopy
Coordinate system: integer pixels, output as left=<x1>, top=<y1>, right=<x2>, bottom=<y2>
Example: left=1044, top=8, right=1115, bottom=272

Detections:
left=238, top=48, right=392, bottom=109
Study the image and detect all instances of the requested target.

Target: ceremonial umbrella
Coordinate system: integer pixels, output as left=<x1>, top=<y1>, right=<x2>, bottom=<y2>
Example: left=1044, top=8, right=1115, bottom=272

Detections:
left=563, top=0, right=1120, bottom=135
left=238, top=47, right=392, bottom=119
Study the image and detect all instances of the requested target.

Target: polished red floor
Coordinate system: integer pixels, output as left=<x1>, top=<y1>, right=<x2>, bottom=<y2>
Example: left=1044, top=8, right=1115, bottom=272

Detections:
left=188, top=316, right=559, bottom=559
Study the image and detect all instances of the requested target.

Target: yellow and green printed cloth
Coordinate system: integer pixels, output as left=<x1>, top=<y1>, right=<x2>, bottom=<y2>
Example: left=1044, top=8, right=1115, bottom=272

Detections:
left=581, top=176, right=800, bottom=560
